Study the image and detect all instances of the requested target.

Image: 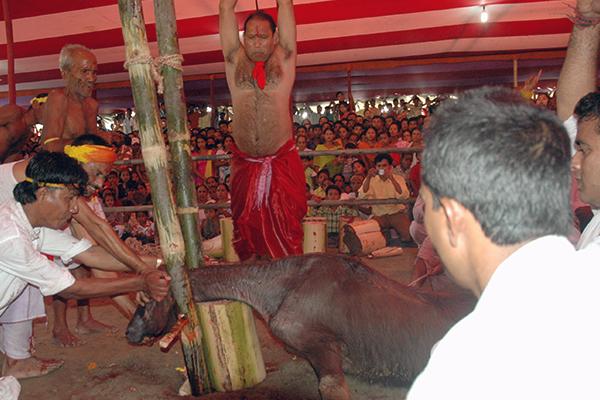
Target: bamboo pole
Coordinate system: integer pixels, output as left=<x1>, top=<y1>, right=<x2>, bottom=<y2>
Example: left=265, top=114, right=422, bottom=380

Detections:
left=117, top=0, right=210, bottom=395
left=153, top=0, right=203, bottom=270
left=1, top=0, right=16, bottom=104
left=153, top=0, right=266, bottom=391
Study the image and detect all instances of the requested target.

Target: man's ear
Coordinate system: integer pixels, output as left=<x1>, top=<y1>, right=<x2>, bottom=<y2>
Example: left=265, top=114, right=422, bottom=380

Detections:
left=439, top=197, right=468, bottom=247
left=273, top=30, right=280, bottom=44
left=35, top=187, right=50, bottom=202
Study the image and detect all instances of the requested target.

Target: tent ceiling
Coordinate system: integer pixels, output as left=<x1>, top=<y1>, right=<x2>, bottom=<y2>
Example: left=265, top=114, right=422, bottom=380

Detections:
left=0, top=0, right=576, bottom=110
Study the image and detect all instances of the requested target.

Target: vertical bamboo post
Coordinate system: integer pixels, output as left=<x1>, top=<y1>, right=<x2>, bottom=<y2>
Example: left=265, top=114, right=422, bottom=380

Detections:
left=117, top=0, right=210, bottom=395
left=153, top=0, right=204, bottom=270
left=513, top=58, right=518, bottom=88
left=2, top=0, right=16, bottom=104
left=154, top=5, right=266, bottom=390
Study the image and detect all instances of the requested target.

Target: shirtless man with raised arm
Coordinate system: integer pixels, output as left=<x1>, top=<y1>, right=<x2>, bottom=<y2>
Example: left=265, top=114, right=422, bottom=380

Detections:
left=39, top=44, right=106, bottom=152
left=219, top=0, right=307, bottom=260
left=0, top=94, right=47, bottom=162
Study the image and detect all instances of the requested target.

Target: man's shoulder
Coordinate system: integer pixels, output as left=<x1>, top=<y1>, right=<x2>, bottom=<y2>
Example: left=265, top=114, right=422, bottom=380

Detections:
left=48, top=88, right=67, bottom=99
left=0, top=104, right=24, bottom=119
left=0, top=202, right=25, bottom=242
left=83, top=96, right=99, bottom=108
left=46, top=89, right=69, bottom=109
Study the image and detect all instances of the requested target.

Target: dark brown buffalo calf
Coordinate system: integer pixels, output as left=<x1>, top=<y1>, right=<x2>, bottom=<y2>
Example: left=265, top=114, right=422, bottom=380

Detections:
left=127, top=254, right=474, bottom=400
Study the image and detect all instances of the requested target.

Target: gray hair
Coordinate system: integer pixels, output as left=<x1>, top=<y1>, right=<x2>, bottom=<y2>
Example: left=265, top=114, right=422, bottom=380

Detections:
left=59, top=44, right=92, bottom=72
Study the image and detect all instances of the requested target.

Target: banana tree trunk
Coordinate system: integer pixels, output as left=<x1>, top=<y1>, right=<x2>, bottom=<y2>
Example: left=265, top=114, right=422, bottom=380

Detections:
left=117, top=0, right=210, bottom=395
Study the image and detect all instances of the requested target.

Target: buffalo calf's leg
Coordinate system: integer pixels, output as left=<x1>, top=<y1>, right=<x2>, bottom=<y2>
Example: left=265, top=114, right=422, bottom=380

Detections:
left=304, top=342, right=351, bottom=400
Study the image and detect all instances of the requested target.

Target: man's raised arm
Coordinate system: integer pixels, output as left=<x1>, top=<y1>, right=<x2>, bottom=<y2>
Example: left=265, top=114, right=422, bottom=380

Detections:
left=220, top=0, right=241, bottom=63
left=277, top=0, right=296, bottom=58
left=556, top=0, right=600, bottom=121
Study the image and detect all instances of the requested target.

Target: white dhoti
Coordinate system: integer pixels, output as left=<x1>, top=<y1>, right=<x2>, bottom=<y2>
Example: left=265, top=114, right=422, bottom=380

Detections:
left=0, top=229, right=91, bottom=359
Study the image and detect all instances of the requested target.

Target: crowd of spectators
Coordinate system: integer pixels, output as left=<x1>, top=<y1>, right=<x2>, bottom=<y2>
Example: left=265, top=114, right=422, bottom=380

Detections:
left=19, top=89, right=555, bottom=254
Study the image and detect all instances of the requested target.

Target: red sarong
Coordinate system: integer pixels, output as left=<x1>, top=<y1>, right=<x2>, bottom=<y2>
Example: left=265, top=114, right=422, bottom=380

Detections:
left=230, top=139, right=307, bottom=260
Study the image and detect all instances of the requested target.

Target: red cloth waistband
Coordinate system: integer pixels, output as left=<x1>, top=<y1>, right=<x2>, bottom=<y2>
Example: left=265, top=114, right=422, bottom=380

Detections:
left=231, top=139, right=296, bottom=160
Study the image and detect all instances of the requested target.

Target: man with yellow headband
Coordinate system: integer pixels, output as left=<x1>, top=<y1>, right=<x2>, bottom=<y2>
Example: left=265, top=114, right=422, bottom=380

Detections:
left=0, top=135, right=161, bottom=377
left=0, top=94, right=47, bottom=162
left=39, top=44, right=110, bottom=152
left=52, top=134, right=141, bottom=347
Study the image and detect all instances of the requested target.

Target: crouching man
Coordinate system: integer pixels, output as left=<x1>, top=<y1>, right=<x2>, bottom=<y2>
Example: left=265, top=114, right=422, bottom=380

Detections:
left=0, top=152, right=169, bottom=376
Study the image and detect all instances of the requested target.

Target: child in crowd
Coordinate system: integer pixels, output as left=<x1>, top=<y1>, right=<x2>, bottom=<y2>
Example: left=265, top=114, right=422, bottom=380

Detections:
left=201, top=208, right=221, bottom=240
left=342, top=143, right=358, bottom=181
left=324, top=154, right=346, bottom=177
left=311, top=185, right=358, bottom=247
left=128, top=211, right=155, bottom=244
left=314, top=128, right=342, bottom=170
left=358, top=127, right=381, bottom=167
left=302, top=156, right=318, bottom=189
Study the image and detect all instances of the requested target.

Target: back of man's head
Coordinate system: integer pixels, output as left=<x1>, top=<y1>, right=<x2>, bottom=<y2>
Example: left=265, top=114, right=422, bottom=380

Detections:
left=13, top=151, right=88, bottom=205
left=422, top=86, right=571, bottom=245
left=72, top=134, right=110, bottom=147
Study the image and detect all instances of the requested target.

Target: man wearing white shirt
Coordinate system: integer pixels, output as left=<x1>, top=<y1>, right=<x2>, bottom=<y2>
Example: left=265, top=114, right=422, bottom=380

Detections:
left=556, top=0, right=600, bottom=249
left=406, top=87, right=600, bottom=399
left=0, top=151, right=169, bottom=378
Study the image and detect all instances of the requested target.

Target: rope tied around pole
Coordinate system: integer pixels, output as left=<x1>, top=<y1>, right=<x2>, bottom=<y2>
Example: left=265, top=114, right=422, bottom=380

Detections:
left=123, top=54, right=165, bottom=94
left=177, top=207, right=199, bottom=215
left=156, top=53, right=184, bottom=72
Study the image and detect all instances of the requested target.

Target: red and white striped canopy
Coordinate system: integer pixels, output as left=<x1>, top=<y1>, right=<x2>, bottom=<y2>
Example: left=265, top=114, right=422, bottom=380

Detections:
left=0, top=0, right=574, bottom=110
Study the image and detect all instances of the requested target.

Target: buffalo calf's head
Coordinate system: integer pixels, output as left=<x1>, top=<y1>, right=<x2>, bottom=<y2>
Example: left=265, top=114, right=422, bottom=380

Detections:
left=126, top=293, right=178, bottom=344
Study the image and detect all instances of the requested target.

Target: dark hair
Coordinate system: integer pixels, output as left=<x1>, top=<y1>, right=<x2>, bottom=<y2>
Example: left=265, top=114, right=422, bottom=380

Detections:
left=72, top=134, right=110, bottom=147
left=332, top=173, right=345, bottom=182
left=574, top=92, right=600, bottom=134
left=244, top=11, right=276, bottom=33
left=423, top=86, right=571, bottom=245
left=374, top=153, right=393, bottom=165
left=352, top=160, right=366, bottom=169
left=345, top=143, right=357, bottom=149
left=325, top=185, right=341, bottom=196
left=14, top=151, right=88, bottom=204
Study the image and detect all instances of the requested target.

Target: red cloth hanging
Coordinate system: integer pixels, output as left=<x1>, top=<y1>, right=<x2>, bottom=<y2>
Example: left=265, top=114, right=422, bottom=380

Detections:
left=252, top=61, right=267, bottom=90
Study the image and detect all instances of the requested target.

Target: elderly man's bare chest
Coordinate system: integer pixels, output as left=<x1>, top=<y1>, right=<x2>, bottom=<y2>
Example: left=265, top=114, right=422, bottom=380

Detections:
left=64, top=101, right=88, bottom=138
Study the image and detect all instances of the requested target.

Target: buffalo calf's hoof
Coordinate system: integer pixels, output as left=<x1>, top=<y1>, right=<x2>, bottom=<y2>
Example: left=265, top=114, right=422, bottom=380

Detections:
left=318, top=375, right=351, bottom=400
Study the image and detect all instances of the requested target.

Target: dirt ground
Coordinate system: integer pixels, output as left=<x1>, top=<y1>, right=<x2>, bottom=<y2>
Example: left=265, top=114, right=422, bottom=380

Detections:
left=16, top=249, right=417, bottom=400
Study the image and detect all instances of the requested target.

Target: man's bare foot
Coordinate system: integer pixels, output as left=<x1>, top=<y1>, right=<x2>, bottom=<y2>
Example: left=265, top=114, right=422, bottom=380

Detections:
left=2, top=356, right=64, bottom=379
left=75, top=318, right=118, bottom=335
left=52, top=329, right=84, bottom=348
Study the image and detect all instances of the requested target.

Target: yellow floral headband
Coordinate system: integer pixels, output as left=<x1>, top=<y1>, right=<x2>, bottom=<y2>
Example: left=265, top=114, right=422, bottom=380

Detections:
left=30, top=95, right=48, bottom=106
left=24, top=177, right=67, bottom=189
left=64, top=144, right=117, bottom=164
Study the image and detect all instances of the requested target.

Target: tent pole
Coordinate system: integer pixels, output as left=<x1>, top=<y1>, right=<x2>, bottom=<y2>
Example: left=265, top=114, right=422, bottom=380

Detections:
left=210, top=75, right=216, bottom=126
left=513, top=58, right=518, bottom=88
left=2, top=0, right=16, bottom=104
